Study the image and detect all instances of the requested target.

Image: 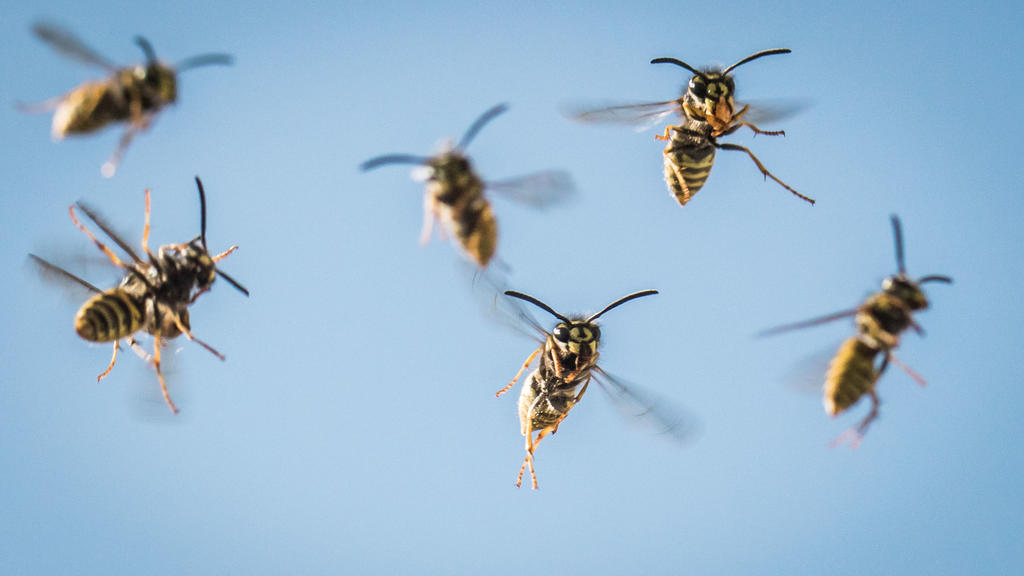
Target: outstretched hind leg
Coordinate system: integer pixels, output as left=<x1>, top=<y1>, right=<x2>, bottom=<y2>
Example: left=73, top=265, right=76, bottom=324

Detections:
left=152, top=334, right=179, bottom=414
left=717, top=142, right=815, bottom=205
left=831, top=390, right=879, bottom=449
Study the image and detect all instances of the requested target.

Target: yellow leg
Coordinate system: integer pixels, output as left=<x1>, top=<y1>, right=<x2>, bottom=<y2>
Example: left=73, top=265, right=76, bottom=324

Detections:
left=212, top=245, right=239, bottom=262
left=152, top=334, right=179, bottom=414
left=170, top=313, right=226, bottom=361
left=496, top=346, right=540, bottom=397
left=97, top=341, right=121, bottom=382
left=69, top=206, right=129, bottom=268
left=717, top=142, right=815, bottom=205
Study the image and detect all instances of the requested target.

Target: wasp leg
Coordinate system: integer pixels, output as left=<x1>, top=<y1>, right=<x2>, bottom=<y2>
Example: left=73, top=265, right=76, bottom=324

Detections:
left=212, top=245, right=240, bottom=262
left=890, top=354, right=927, bottom=387
left=152, top=334, right=179, bottom=414
left=830, top=389, right=879, bottom=449
left=420, top=195, right=439, bottom=245
left=69, top=205, right=131, bottom=268
left=96, top=341, right=121, bottom=382
left=169, top=313, right=226, bottom=361
left=717, top=142, right=815, bottom=205
left=496, top=346, right=541, bottom=397
left=141, top=188, right=157, bottom=261
left=127, top=337, right=151, bottom=362
left=655, top=124, right=679, bottom=142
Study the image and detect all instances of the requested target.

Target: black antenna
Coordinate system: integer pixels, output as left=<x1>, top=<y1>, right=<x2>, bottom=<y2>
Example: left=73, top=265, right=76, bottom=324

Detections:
left=360, top=154, right=431, bottom=172
left=722, top=48, right=791, bottom=75
left=918, top=275, right=953, bottom=285
left=195, top=176, right=250, bottom=297
left=650, top=57, right=706, bottom=79
left=587, top=290, right=659, bottom=322
left=134, top=36, right=157, bottom=65
left=457, top=103, right=509, bottom=150
left=176, top=53, right=233, bottom=71
left=890, top=215, right=906, bottom=275
left=505, top=291, right=572, bottom=324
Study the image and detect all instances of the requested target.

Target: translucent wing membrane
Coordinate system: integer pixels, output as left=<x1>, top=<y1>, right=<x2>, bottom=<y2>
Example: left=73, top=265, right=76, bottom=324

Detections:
left=486, top=171, right=575, bottom=208
left=756, top=308, right=860, bottom=337
left=28, top=254, right=103, bottom=295
left=33, top=21, right=118, bottom=71
left=593, top=367, right=699, bottom=444
left=564, top=99, right=681, bottom=129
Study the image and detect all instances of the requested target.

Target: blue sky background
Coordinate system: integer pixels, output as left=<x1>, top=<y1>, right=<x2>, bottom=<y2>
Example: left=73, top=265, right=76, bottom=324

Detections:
left=1, top=1, right=1021, bottom=574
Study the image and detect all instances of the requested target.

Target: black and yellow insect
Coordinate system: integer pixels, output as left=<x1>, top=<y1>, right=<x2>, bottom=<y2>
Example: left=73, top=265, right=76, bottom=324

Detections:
left=31, top=177, right=248, bottom=413
left=759, top=216, right=951, bottom=445
left=494, top=288, right=687, bottom=489
left=20, top=22, right=232, bottom=177
left=360, top=103, right=573, bottom=268
left=571, top=49, right=812, bottom=206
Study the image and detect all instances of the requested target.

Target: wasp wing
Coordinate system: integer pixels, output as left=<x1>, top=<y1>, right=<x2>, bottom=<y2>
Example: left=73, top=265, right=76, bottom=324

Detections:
left=28, top=253, right=103, bottom=295
left=33, top=22, right=119, bottom=71
left=592, top=366, right=699, bottom=444
left=486, top=170, right=575, bottom=208
left=733, top=98, right=811, bottom=127
left=756, top=307, right=860, bottom=338
left=470, top=268, right=547, bottom=343
left=75, top=201, right=145, bottom=264
left=563, top=99, right=682, bottom=131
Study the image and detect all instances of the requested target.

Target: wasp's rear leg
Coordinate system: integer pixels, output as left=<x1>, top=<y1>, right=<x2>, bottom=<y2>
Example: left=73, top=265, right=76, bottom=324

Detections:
left=717, top=142, right=815, bottom=205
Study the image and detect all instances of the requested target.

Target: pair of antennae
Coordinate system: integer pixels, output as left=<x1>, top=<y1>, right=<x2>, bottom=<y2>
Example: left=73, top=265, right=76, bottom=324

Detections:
left=193, top=177, right=249, bottom=296
left=134, top=34, right=233, bottom=71
left=359, top=103, right=510, bottom=171
left=651, top=48, right=791, bottom=79
left=889, top=215, right=952, bottom=285
left=505, top=289, right=658, bottom=325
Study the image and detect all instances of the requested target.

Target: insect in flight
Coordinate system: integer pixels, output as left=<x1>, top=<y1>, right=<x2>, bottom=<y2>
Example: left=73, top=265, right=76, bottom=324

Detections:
left=30, top=177, right=249, bottom=413
left=360, top=103, right=573, bottom=268
left=19, top=22, right=233, bottom=178
left=570, top=49, right=813, bottom=207
left=758, top=216, right=951, bottom=446
left=494, top=288, right=690, bottom=489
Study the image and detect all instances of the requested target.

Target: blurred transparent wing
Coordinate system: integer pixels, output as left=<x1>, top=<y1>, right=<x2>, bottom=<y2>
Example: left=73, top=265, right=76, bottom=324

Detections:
left=735, top=98, right=811, bottom=127
left=486, top=170, right=575, bottom=208
left=563, top=99, right=682, bottom=131
left=592, top=366, right=700, bottom=445
left=756, top=308, right=859, bottom=338
left=28, top=254, right=102, bottom=294
left=75, top=201, right=144, bottom=264
left=33, top=22, right=119, bottom=71
left=470, top=267, right=547, bottom=343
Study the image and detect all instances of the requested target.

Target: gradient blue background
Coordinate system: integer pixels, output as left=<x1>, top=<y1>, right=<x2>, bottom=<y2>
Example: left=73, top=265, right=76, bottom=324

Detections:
left=1, top=1, right=1021, bottom=574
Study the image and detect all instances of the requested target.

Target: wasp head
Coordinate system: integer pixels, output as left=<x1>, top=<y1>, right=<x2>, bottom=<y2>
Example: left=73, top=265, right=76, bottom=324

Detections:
left=684, top=71, right=736, bottom=125
left=552, top=320, right=601, bottom=358
left=159, top=238, right=217, bottom=293
left=882, top=275, right=928, bottom=311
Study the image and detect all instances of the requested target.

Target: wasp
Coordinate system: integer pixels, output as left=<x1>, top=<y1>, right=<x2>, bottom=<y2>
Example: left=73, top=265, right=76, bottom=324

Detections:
left=571, top=49, right=813, bottom=206
left=494, top=288, right=689, bottom=489
left=30, top=177, right=248, bottom=413
left=20, top=22, right=232, bottom=177
left=759, top=216, right=951, bottom=446
left=360, top=103, right=573, bottom=268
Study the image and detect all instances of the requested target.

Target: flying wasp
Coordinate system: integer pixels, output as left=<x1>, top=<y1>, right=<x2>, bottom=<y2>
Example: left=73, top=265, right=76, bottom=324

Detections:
left=360, top=103, right=573, bottom=268
left=570, top=49, right=813, bottom=207
left=494, top=288, right=690, bottom=489
left=759, top=216, right=951, bottom=446
left=19, top=22, right=232, bottom=178
left=30, top=177, right=248, bottom=413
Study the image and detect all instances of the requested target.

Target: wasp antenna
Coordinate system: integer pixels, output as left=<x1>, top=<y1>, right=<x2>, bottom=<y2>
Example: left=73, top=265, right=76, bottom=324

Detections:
left=194, top=176, right=208, bottom=248
left=359, top=154, right=431, bottom=171
left=216, top=269, right=250, bottom=297
left=457, top=103, right=509, bottom=151
left=651, top=57, right=705, bottom=79
left=505, top=291, right=572, bottom=324
left=918, top=274, right=953, bottom=285
left=890, top=215, right=906, bottom=275
left=722, top=48, right=791, bottom=75
left=177, top=53, right=234, bottom=71
left=587, top=289, right=659, bottom=322
left=134, top=36, right=157, bottom=65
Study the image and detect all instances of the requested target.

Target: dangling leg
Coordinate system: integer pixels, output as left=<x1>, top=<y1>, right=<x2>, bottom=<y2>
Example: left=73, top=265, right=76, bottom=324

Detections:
left=152, top=334, right=179, bottom=414
left=655, top=124, right=680, bottom=142
left=831, top=389, right=879, bottom=449
left=717, top=142, right=815, bottom=205
left=516, top=420, right=535, bottom=489
left=169, top=313, right=226, bottom=361
left=102, top=114, right=151, bottom=178
left=891, top=353, right=927, bottom=387
left=69, top=206, right=130, bottom=268
left=495, top=346, right=540, bottom=397
left=420, top=196, right=438, bottom=245
left=97, top=341, right=121, bottom=382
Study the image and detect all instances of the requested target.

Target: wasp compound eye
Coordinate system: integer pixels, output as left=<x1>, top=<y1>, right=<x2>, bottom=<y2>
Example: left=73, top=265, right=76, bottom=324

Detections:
left=554, top=325, right=571, bottom=342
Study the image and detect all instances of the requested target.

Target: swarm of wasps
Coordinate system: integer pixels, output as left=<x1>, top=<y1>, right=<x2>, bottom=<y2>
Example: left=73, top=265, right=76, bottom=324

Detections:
left=22, top=21, right=952, bottom=489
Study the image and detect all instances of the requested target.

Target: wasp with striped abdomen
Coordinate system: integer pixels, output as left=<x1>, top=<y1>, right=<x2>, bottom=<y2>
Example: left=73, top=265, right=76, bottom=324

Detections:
left=30, top=177, right=248, bottom=412
left=570, top=49, right=813, bottom=206
left=20, top=22, right=232, bottom=177
left=361, top=103, right=573, bottom=268
left=759, top=216, right=951, bottom=446
left=494, top=288, right=691, bottom=489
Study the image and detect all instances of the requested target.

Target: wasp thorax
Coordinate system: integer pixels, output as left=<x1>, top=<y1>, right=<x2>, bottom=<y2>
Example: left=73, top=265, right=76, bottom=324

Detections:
left=882, top=275, right=928, bottom=310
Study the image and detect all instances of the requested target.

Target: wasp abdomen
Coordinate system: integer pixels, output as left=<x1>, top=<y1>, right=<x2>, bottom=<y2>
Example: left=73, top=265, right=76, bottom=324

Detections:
left=74, top=289, right=144, bottom=342
left=824, top=337, right=880, bottom=416
left=453, top=197, right=497, bottom=267
left=664, top=123, right=716, bottom=206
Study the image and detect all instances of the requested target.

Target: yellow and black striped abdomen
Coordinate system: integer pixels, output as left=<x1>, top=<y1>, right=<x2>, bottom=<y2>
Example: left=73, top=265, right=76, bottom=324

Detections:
left=452, top=196, right=497, bottom=268
left=823, top=337, right=881, bottom=416
left=74, top=289, right=145, bottom=343
left=663, top=122, right=716, bottom=206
